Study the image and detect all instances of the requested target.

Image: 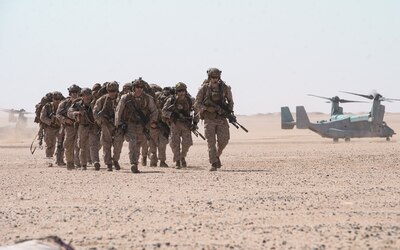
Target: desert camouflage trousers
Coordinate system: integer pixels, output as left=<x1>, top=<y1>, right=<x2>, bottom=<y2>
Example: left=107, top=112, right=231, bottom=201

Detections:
left=77, top=125, right=100, bottom=166
left=124, top=122, right=156, bottom=165
left=169, top=121, right=193, bottom=162
left=100, top=122, right=123, bottom=165
left=43, top=126, right=59, bottom=157
left=204, top=117, right=230, bottom=165
left=149, top=127, right=168, bottom=164
left=64, top=125, right=80, bottom=165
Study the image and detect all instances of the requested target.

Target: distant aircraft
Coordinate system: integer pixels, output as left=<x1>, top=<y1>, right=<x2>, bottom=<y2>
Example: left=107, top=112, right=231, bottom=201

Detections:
left=281, top=91, right=397, bottom=142
left=0, top=108, right=32, bottom=129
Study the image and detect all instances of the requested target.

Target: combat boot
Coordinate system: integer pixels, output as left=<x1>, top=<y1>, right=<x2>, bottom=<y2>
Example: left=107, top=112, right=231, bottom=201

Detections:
left=113, top=161, right=121, bottom=170
left=107, top=164, right=113, bottom=171
left=175, top=160, right=181, bottom=169
left=141, top=156, right=147, bottom=166
left=181, top=158, right=187, bottom=168
left=210, top=161, right=219, bottom=171
left=150, top=161, right=157, bottom=167
left=94, top=162, right=100, bottom=171
left=67, top=162, right=74, bottom=170
left=160, top=161, right=168, bottom=168
left=131, top=164, right=140, bottom=173
left=216, top=157, right=222, bottom=168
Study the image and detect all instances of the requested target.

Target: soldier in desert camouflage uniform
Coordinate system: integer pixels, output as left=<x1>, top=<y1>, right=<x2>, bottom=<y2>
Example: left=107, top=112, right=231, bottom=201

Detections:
left=56, top=84, right=81, bottom=170
left=195, top=68, right=234, bottom=171
left=88, top=83, right=103, bottom=170
left=40, top=91, right=64, bottom=166
left=93, top=82, right=124, bottom=171
left=152, top=86, right=173, bottom=167
left=115, top=78, right=158, bottom=173
left=68, top=88, right=96, bottom=170
left=162, top=82, right=197, bottom=169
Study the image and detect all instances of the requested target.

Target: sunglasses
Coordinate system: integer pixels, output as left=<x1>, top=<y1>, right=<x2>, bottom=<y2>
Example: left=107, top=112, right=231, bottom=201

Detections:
left=211, top=76, right=219, bottom=80
left=70, top=90, right=79, bottom=94
left=177, top=89, right=185, bottom=92
left=135, top=86, right=144, bottom=89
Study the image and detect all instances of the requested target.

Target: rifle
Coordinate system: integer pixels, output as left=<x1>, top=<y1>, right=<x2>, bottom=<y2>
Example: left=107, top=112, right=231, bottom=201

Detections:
left=212, top=101, right=248, bottom=133
left=169, top=105, right=206, bottom=140
left=158, top=120, right=170, bottom=139
left=128, top=99, right=156, bottom=144
left=30, top=125, right=44, bottom=154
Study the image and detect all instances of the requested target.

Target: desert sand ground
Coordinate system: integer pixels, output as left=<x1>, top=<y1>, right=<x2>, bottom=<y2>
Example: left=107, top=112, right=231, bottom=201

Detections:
left=0, top=113, right=399, bottom=249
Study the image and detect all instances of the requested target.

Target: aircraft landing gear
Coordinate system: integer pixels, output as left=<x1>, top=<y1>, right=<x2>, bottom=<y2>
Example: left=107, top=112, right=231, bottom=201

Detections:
left=386, top=137, right=390, bottom=141
left=345, top=138, right=350, bottom=142
left=333, top=138, right=339, bottom=143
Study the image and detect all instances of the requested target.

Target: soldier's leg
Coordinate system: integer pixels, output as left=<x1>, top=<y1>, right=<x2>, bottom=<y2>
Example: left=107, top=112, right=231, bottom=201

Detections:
left=73, top=127, right=80, bottom=167
left=158, top=133, right=169, bottom=167
left=89, top=126, right=101, bottom=167
left=64, top=126, right=77, bottom=169
left=100, top=123, right=113, bottom=167
left=204, top=119, right=218, bottom=165
left=44, top=127, right=57, bottom=157
left=124, top=122, right=136, bottom=165
left=112, top=132, right=124, bottom=164
left=55, top=128, right=65, bottom=166
left=134, top=124, right=145, bottom=167
left=140, top=139, right=149, bottom=166
left=149, top=127, right=159, bottom=167
left=169, top=124, right=182, bottom=164
left=180, top=127, right=193, bottom=167
left=78, top=126, right=90, bottom=169
left=216, top=119, right=230, bottom=158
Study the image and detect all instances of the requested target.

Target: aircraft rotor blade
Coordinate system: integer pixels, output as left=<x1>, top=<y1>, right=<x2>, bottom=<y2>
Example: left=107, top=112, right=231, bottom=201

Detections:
left=308, top=94, right=332, bottom=102
left=341, top=91, right=374, bottom=100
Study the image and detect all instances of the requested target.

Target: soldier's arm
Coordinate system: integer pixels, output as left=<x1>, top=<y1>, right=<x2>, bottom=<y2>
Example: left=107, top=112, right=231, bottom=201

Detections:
left=194, top=86, right=207, bottom=113
left=161, top=97, right=173, bottom=120
left=56, top=101, right=67, bottom=124
left=225, top=85, right=234, bottom=111
left=67, top=103, right=79, bottom=120
left=93, top=96, right=104, bottom=122
left=148, top=95, right=159, bottom=124
left=40, top=104, right=52, bottom=126
left=115, top=94, right=127, bottom=127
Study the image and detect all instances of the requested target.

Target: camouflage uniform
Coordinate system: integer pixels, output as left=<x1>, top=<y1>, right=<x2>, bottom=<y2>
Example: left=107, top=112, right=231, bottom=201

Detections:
left=153, top=88, right=173, bottom=167
left=88, top=83, right=103, bottom=169
left=115, top=78, right=158, bottom=173
left=34, top=92, right=53, bottom=150
left=162, top=83, right=196, bottom=168
left=93, top=82, right=124, bottom=171
left=40, top=94, right=62, bottom=160
left=195, top=68, right=233, bottom=171
left=56, top=85, right=81, bottom=170
left=67, top=88, right=96, bottom=170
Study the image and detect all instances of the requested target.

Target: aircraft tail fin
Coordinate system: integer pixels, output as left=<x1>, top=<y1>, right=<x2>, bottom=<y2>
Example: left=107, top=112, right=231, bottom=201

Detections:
left=296, top=106, right=310, bottom=129
left=281, top=107, right=296, bottom=129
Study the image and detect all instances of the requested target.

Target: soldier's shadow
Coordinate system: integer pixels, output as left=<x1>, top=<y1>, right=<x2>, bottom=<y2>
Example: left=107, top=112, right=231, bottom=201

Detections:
left=119, top=169, right=165, bottom=174
left=219, top=169, right=271, bottom=173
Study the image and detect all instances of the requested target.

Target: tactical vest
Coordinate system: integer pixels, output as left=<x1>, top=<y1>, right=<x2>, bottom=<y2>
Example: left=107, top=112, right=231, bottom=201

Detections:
left=73, top=100, right=95, bottom=126
left=168, top=94, right=193, bottom=120
left=44, top=103, right=60, bottom=128
left=203, top=81, right=229, bottom=106
left=98, top=95, right=117, bottom=124
left=123, top=93, right=151, bottom=123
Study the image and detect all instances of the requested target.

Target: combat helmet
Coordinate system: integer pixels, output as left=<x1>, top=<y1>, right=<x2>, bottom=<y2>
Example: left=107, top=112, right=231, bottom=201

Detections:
left=68, top=84, right=81, bottom=94
left=52, top=91, right=64, bottom=101
left=207, top=68, right=222, bottom=79
left=106, top=81, right=119, bottom=92
left=92, top=83, right=101, bottom=92
left=81, top=88, right=92, bottom=96
left=175, top=82, right=187, bottom=91
left=132, top=77, right=148, bottom=88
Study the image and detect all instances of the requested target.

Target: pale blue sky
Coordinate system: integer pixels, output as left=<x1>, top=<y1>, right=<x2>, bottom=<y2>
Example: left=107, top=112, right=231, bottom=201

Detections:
left=0, top=0, right=399, bottom=115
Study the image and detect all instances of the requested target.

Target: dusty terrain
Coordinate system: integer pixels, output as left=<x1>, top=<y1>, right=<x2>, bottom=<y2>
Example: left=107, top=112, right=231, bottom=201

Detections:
left=0, top=114, right=399, bottom=249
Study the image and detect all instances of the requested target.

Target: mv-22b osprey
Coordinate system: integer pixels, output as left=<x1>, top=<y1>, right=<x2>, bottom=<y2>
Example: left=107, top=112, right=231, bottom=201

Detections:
left=281, top=91, right=398, bottom=142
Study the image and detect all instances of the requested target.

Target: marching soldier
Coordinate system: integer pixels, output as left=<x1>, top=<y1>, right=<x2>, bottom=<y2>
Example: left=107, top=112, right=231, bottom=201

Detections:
left=195, top=68, right=234, bottom=171
left=67, top=88, right=96, bottom=170
left=88, top=83, right=103, bottom=170
left=162, top=82, right=197, bottom=169
left=56, top=84, right=81, bottom=170
left=40, top=91, right=64, bottom=166
left=93, top=82, right=124, bottom=171
left=115, top=78, right=158, bottom=173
